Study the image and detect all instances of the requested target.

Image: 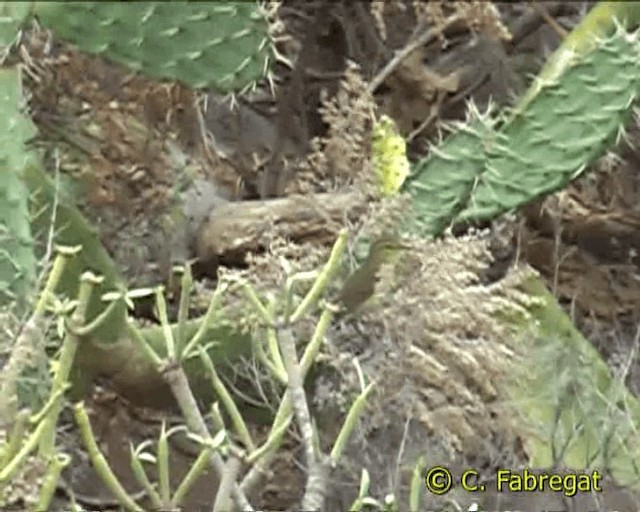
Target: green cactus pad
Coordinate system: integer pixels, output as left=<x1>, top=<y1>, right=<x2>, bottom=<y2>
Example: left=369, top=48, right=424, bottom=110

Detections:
left=455, top=30, right=640, bottom=224
left=407, top=29, right=640, bottom=237
left=0, top=67, right=38, bottom=310
left=405, top=111, right=501, bottom=237
left=33, top=1, right=273, bottom=92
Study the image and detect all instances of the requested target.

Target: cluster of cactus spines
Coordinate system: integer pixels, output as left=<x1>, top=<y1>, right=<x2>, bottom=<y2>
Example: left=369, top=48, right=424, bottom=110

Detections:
left=405, top=110, right=500, bottom=237
left=0, top=68, right=37, bottom=311
left=406, top=28, right=640, bottom=238
left=32, top=1, right=274, bottom=92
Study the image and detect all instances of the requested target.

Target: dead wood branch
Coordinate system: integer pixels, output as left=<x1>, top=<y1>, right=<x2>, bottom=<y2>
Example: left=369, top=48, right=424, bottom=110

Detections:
left=196, top=191, right=368, bottom=264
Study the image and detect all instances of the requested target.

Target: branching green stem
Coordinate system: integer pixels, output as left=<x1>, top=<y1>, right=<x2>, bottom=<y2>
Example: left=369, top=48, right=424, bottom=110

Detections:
left=73, top=402, right=142, bottom=511
left=199, top=347, right=255, bottom=452
left=39, top=271, right=99, bottom=457
left=290, top=229, right=347, bottom=322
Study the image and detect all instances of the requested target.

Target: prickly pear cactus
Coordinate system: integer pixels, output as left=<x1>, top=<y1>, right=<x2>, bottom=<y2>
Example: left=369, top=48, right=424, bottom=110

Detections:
left=407, top=28, right=640, bottom=237
left=405, top=108, right=500, bottom=237
left=0, top=68, right=38, bottom=311
left=33, top=1, right=273, bottom=92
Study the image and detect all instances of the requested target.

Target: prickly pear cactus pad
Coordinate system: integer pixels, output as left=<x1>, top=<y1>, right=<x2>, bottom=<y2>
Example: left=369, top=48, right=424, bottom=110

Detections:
left=407, top=28, right=640, bottom=237
left=405, top=108, right=498, bottom=237
left=33, top=1, right=273, bottom=92
left=455, top=29, right=640, bottom=225
left=0, top=68, right=38, bottom=310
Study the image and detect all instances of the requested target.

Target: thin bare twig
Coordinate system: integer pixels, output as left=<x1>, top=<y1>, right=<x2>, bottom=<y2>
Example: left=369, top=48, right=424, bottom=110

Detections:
left=532, top=1, right=569, bottom=39
left=368, top=12, right=465, bottom=94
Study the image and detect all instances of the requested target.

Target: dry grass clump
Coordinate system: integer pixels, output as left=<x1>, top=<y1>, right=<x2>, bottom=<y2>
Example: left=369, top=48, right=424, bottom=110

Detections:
left=316, top=230, right=537, bottom=507
left=286, top=62, right=376, bottom=195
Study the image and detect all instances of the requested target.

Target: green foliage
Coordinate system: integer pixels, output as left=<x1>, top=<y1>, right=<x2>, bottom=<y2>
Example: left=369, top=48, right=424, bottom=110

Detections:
left=0, top=68, right=38, bottom=311
left=32, top=1, right=273, bottom=92
left=406, top=28, right=640, bottom=237
left=24, top=160, right=128, bottom=343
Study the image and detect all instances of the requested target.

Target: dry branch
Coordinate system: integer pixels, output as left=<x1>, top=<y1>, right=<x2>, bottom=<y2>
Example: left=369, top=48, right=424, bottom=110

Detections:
left=196, top=191, right=368, bottom=265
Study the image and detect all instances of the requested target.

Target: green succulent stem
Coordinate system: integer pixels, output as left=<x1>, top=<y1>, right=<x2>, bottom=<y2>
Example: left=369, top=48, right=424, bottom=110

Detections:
left=409, top=457, right=426, bottom=512
left=35, top=452, right=70, bottom=511
left=199, top=347, right=255, bottom=453
left=0, top=248, right=70, bottom=424
left=170, top=443, right=213, bottom=507
left=73, top=402, right=142, bottom=512
left=156, top=422, right=171, bottom=504
left=39, top=272, right=99, bottom=458
left=0, top=410, right=29, bottom=467
left=330, top=381, right=375, bottom=464
left=291, top=229, right=347, bottom=322
left=130, top=443, right=163, bottom=509
left=0, top=413, right=48, bottom=484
